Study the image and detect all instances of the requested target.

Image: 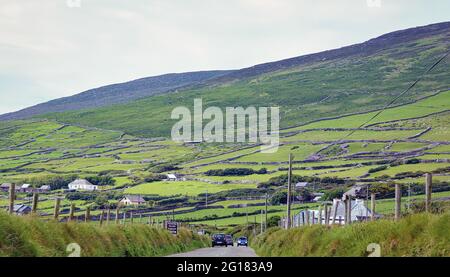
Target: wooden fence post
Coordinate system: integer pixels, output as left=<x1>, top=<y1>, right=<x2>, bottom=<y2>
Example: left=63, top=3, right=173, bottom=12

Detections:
left=305, top=209, right=310, bottom=226
left=115, top=207, right=120, bottom=224
left=318, top=207, right=322, bottom=225
left=85, top=206, right=91, bottom=222
left=106, top=208, right=111, bottom=225
left=343, top=197, right=349, bottom=225
left=53, top=198, right=61, bottom=220
left=99, top=210, right=104, bottom=226
left=31, top=193, right=39, bottom=214
left=425, top=173, right=432, bottom=213
left=324, top=203, right=329, bottom=226
left=395, top=183, right=401, bottom=221
left=371, top=193, right=376, bottom=221
left=332, top=200, right=339, bottom=225
left=347, top=196, right=352, bottom=225
left=8, top=183, right=15, bottom=215
left=328, top=206, right=331, bottom=225
left=130, top=211, right=134, bottom=224
left=69, top=203, right=75, bottom=222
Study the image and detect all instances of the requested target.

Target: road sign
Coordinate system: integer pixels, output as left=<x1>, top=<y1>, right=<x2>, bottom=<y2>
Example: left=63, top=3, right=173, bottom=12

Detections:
left=165, top=221, right=178, bottom=235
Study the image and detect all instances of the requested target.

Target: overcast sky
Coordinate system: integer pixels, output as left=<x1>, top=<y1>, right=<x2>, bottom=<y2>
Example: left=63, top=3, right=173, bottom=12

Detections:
left=0, top=0, right=449, bottom=114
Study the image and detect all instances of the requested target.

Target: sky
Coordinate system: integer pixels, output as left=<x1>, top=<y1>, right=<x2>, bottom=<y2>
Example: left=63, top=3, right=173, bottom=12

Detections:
left=0, top=0, right=449, bottom=115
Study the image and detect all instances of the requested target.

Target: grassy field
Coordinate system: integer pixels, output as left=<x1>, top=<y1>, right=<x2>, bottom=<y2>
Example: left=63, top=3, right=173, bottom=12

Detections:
left=124, top=181, right=257, bottom=197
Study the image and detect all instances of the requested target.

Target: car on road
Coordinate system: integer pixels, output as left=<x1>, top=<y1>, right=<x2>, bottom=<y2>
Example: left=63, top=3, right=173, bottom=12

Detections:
left=211, top=233, right=227, bottom=247
left=236, top=236, right=248, bottom=247
left=225, top=235, right=234, bottom=246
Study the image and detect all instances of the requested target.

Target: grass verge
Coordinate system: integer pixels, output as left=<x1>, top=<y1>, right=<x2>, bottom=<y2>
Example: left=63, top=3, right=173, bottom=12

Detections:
left=252, top=212, right=450, bottom=257
left=0, top=211, right=208, bottom=257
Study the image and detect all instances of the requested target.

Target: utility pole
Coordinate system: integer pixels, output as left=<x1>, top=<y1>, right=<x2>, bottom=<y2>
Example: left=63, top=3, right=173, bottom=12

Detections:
left=260, top=209, right=263, bottom=234
left=246, top=204, right=249, bottom=229
left=365, top=185, right=369, bottom=221
left=53, top=198, right=61, bottom=220
left=371, top=193, right=376, bottom=221
left=265, top=193, right=268, bottom=231
left=286, top=153, right=294, bottom=229
left=31, top=193, right=39, bottom=214
left=395, top=183, right=401, bottom=221
left=8, top=183, right=15, bottom=215
left=407, top=184, right=411, bottom=213
left=425, top=173, right=432, bottom=213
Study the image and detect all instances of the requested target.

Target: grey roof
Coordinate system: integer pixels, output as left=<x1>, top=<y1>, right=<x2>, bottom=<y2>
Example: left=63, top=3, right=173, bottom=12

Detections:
left=332, top=199, right=380, bottom=219
left=166, top=173, right=177, bottom=179
left=295, top=182, right=308, bottom=188
left=123, top=195, right=145, bottom=202
left=13, top=204, right=31, bottom=213
left=68, top=179, right=95, bottom=186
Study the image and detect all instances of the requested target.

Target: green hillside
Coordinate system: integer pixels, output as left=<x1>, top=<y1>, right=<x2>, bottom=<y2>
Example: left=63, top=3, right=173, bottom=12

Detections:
left=37, top=26, right=450, bottom=138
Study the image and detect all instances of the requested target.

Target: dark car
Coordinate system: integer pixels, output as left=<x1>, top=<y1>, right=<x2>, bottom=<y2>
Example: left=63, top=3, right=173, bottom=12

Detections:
left=236, top=236, right=248, bottom=247
left=212, top=233, right=227, bottom=247
left=225, top=235, right=234, bottom=246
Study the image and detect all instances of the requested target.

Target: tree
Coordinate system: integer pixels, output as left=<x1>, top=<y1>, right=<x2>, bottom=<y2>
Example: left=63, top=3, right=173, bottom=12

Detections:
left=270, top=191, right=288, bottom=205
left=267, top=215, right=281, bottom=228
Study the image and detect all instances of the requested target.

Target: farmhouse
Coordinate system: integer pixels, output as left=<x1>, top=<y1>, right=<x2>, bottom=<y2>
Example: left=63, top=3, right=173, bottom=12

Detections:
left=21, top=184, right=33, bottom=193
left=295, top=182, right=309, bottom=188
left=329, top=198, right=381, bottom=223
left=68, top=179, right=98, bottom=191
left=120, top=195, right=146, bottom=206
left=0, top=183, right=11, bottom=191
left=292, top=198, right=381, bottom=226
left=166, top=173, right=178, bottom=181
left=39, top=185, right=51, bottom=192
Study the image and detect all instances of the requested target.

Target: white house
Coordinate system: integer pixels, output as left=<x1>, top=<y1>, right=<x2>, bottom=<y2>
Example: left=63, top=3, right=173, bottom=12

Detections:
left=295, top=182, right=309, bottom=188
left=39, top=185, right=51, bottom=192
left=0, top=183, right=11, bottom=191
left=166, top=173, right=178, bottom=181
left=120, top=195, right=146, bottom=206
left=291, top=198, right=381, bottom=226
left=68, top=179, right=98, bottom=191
left=21, top=184, right=33, bottom=193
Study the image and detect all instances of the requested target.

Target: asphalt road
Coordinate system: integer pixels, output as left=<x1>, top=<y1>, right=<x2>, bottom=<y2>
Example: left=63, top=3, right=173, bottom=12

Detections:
left=168, top=245, right=258, bottom=257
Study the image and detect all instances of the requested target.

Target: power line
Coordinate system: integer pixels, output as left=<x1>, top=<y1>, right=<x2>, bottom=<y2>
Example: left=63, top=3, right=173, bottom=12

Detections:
left=339, top=51, right=449, bottom=141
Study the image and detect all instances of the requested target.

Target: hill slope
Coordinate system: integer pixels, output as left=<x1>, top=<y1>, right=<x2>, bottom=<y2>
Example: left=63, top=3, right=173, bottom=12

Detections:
left=6, top=22, right=450, bottom=138
left=0, top=70, right=233, bottom=121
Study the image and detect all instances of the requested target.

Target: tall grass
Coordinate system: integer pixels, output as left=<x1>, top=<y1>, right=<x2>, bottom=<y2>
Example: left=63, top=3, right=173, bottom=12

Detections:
left=252, top=212, right=450, bottom=257
left=0, top=212, right=208, bottom=257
